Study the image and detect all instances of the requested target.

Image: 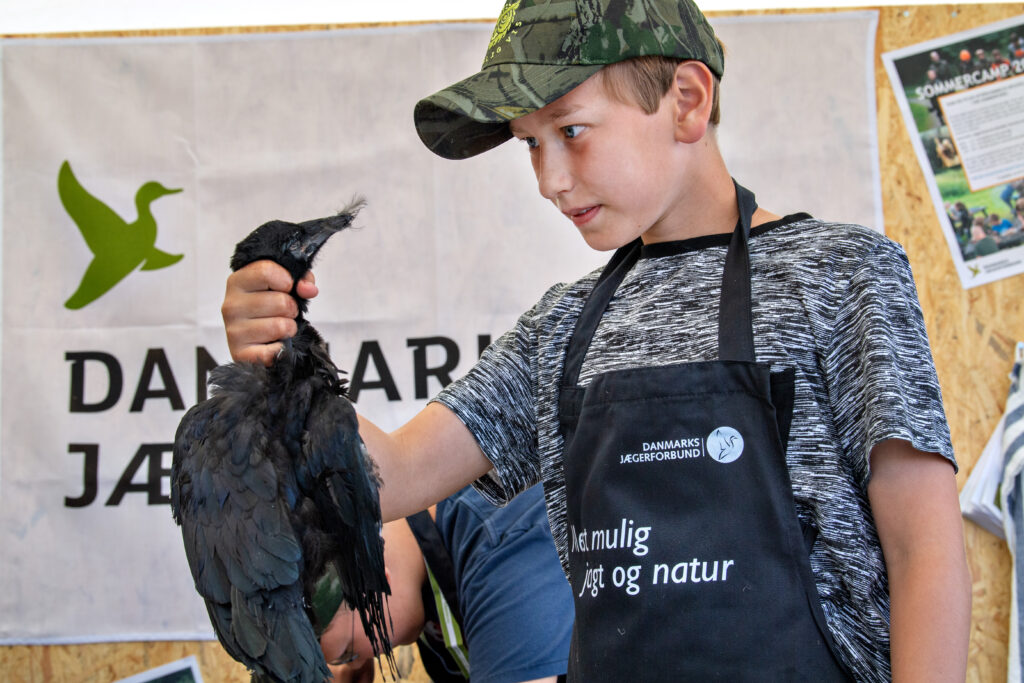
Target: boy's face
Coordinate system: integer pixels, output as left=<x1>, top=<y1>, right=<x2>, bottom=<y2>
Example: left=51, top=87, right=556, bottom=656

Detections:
left=509, top=70, right=693, bottom=251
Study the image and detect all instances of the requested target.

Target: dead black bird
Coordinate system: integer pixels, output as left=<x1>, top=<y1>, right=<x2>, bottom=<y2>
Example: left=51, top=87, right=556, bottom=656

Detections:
left=171, top=199, right=393, bottom=683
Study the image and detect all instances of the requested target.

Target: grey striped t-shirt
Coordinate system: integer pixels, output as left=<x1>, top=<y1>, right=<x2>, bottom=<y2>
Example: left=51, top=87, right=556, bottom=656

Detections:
left=433, top=214, right=955, bottom=681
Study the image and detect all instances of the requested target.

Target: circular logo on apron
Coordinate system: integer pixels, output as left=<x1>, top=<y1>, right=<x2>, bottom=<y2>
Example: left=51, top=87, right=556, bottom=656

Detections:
left=707, top=427, right=744, bottom=463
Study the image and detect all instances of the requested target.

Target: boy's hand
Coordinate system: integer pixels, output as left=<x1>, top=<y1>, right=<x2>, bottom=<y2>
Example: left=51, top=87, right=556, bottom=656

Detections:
left=221, top=260, right=319, bottom=366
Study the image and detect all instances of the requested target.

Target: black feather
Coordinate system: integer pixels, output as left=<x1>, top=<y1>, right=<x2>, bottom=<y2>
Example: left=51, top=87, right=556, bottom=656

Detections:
left=171, top=199, right=393, bottom=683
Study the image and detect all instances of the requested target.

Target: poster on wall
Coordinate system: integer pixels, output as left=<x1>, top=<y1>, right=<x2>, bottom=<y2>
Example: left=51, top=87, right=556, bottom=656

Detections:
left=883, top=14, right=1024, bottom=288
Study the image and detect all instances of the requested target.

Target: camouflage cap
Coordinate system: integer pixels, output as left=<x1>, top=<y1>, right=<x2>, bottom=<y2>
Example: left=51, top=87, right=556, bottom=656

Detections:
left=414, top=0, right=723, bottom=160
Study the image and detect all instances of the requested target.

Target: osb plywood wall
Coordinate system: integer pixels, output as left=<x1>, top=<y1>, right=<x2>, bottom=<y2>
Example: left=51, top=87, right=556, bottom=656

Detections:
left=2, top=3, right=1023, bottom=681
left=874, top=4, right=1021, bottom=682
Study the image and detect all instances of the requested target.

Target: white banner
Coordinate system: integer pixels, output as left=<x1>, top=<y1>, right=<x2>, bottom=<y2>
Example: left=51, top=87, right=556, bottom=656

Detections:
left=0, top=12, right=880, bottom=643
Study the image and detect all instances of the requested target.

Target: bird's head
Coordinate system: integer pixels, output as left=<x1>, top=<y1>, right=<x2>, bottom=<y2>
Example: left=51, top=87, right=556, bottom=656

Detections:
left=230, top=199, right=365, bottom=283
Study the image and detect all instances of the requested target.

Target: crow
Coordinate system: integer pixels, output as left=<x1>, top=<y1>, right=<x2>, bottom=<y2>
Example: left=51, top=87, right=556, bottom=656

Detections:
left=171, top=200, right=393, bottom=683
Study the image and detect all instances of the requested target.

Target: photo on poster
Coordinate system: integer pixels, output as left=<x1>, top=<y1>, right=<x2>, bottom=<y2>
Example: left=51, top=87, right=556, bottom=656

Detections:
left=883, top=14, right=1024, bottom=288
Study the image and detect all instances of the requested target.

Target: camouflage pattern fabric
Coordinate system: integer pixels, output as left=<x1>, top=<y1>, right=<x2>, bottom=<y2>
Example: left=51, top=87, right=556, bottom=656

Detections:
left=415, top=0, right=723, bottom=159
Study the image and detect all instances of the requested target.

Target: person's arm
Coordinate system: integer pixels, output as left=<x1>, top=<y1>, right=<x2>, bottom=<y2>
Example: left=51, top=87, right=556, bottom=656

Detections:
left=867, top=438, right=971, bottom=682
left=222, top=260, right=493, bottom=521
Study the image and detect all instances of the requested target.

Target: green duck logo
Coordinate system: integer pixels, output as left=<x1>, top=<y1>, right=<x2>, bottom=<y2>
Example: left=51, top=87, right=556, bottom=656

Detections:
left=58, top=160, right=184, bottom=309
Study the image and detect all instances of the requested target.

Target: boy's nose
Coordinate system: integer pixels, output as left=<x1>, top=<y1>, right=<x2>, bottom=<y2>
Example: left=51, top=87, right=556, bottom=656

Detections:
left=535, top=148, right=573, bottom=200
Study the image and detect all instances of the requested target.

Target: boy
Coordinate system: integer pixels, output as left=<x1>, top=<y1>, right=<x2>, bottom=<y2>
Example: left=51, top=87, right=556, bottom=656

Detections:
left=222, top=0, right=971, bottom=679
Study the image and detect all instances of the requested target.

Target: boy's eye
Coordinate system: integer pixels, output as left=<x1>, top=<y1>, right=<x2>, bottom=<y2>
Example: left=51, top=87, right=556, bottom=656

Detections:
left=519, top=136, right=539, bottom=149
left=563, top=125, right=585, bottom=139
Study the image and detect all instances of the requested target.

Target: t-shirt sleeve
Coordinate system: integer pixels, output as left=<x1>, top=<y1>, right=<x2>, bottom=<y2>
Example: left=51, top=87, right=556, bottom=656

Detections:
left=824, top=238, right=956, bottom=487
left=431, top=304, right=544, bottom=506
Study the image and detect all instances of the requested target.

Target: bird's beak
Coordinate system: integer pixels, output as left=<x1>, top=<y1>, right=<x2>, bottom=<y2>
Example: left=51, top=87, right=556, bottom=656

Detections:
left=290, top=213, right=356, bottom=262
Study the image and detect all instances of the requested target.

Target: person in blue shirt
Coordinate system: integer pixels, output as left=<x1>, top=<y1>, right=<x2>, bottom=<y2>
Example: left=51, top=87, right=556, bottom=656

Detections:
left=988, top=212, right=1016, bottom=236
left=320, top=485, right=573, bottom=683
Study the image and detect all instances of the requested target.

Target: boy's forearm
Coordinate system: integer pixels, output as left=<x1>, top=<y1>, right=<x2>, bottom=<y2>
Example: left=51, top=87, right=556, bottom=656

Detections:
left=887, top=550, right=971, bottom=681
left=868, top=438, right=971, bottom=682
left=358, top=402, right=493, bottom=522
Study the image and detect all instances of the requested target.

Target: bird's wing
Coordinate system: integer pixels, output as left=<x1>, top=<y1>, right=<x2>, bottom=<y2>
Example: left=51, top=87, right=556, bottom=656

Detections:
left=172, top=392, right=303, bottom=599
left=172, top=372, right=329, bottom=682
left=140, top=247, right=184, bottom=271
left=57, top=161, right=126, bottom=255
left=299, top=390, right=393, bottom=662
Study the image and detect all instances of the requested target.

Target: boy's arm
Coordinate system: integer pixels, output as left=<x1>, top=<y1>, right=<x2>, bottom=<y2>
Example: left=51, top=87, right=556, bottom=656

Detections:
left=359, top=404, right=492, bottom=521
left=867, top=438, right=971, bottom=682
left=222, top=261, right=493, bottom=522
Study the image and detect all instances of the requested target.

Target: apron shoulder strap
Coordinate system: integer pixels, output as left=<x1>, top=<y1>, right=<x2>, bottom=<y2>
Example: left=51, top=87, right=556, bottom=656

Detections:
left=561, top=238, right=643, bottom=389
left=558, top=239, right=643, bottom=437
left=718, top=181, right=758, bottom=362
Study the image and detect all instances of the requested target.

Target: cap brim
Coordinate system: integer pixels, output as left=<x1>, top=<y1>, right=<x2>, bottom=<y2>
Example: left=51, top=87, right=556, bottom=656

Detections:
left=415, top=62, right=605, bottom=160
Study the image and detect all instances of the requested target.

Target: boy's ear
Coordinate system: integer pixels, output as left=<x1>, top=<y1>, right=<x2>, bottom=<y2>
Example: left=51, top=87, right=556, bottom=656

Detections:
left=670, top=61, right=715, bottom=144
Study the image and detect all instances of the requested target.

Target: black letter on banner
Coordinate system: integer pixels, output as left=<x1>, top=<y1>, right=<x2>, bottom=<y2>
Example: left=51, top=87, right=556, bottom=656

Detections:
left=106, top=443, right=173, bottom=506
left=349, top=341, right=401, bottom=402
left=66, top=351, right=122, bottom=412
left=130, top=349, right=185, bottom=412
left=477, top=334, right=492, bottom=358
left=196, top=346, right=218, bottom=403
left=408, top=336, right=459, bottom=398
left=66, top=443, right=99, bottom=508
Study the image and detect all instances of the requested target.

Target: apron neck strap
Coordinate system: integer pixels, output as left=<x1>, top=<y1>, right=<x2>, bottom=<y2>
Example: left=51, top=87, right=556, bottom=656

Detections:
left=718, top=181, right=758, bottom=362
left=560, top=238, right=643, bottom=389
left=560, top=180, right=758, bottom=389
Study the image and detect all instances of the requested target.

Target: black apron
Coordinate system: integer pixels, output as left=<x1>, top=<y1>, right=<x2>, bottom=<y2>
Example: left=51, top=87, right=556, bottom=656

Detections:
left=557, top=183, right=851, bottom=681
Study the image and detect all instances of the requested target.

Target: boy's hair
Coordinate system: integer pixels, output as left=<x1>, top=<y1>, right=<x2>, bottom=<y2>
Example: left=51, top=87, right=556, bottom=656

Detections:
left=414, top=0, right=724, bottom=160
left=601, top=55, right=722, bottom=126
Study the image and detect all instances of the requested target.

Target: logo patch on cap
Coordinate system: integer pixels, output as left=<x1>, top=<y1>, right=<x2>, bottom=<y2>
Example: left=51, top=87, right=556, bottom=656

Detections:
left=488, top=0, right=522, bottom=59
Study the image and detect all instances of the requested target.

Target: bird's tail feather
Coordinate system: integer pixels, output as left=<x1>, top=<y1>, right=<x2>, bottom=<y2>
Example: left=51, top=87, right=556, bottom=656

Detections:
left=232, top=585, right=332, bottom=683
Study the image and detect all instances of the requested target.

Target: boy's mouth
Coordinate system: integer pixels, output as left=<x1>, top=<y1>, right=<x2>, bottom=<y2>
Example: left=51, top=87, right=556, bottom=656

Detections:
left=564, top=205, right=599, bottom=226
